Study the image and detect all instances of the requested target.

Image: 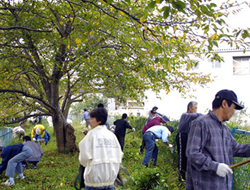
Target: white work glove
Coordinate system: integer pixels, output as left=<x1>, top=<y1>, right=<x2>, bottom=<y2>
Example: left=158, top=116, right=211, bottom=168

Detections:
left=216, top=163, right=233, bottom=177
left=33, top=138, right=36, bottom=141
left=169, top=144, right=173, bottom=148
left=132, top=128, right=136, bottom=132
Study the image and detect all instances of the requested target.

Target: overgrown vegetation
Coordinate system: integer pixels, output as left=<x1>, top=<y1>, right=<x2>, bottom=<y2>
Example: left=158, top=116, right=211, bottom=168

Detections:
left=1, top=114, right=250, bottom=189
left=0, top=117, right=182, bottom=190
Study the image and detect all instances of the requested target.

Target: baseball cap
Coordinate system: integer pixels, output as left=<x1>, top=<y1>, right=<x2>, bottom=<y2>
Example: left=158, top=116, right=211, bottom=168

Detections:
left=215, top=89, right=244, bottom=110
left=161, top=115, right=170, bottom=123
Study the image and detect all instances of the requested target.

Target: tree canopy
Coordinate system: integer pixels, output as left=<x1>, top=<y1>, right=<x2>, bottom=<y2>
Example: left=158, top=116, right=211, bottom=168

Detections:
left=0, top=0, right=249, bottom=151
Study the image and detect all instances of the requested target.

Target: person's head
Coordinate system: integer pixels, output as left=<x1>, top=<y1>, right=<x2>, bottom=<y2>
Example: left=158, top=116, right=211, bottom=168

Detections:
left=23, top=136, right=31, bottom=143
left=152, top=106, right=158, bottom=111
left=97, top=103, right=104, bottom=108
left=212, top=89, right=244, bottom=121
left=160, top=115, right=170, bottom=123
left=166, top=125, right=174, bottom=134
left=82, top=128, right=88, bottom=135
left=187, top=101, right=198, bottom=113
left=36, top=128, right=41, bottom=135
left=89, top=108, right=107, bottom=128
left=122, top=113, right=127, bottom=119
left=150, top=110, right=157, bottom=117
left=84, top=108, right=87, bottom=112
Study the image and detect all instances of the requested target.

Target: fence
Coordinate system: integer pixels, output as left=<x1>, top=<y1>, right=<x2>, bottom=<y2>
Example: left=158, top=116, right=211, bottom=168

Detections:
left=0, top=127, right=13, bottom=147
left=231, top=128, right=250, bottom=190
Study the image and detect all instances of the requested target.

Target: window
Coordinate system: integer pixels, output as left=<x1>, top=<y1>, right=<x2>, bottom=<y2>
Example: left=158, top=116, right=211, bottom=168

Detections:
left=212, top=60, right=221, bottom=69
left=233, top=57, right=250, bottom=75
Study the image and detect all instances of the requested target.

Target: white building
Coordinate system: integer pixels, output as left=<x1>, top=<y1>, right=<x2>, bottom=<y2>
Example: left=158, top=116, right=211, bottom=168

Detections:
left=109, top=48, right=250, bottom=122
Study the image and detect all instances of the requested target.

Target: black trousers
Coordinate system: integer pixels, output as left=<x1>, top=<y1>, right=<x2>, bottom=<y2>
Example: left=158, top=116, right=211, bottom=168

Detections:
left=175, top=133, right=188, bottom=183
left=116, top=135, right=125, bottom=151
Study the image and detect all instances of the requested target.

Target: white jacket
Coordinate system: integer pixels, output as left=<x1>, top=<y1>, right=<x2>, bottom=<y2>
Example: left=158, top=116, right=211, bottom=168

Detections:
left=79, top=125, right=123, bottom=187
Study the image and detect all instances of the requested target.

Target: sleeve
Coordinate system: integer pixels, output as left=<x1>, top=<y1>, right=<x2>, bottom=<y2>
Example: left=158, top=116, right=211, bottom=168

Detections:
left=31, top=128, right=35, bottom=138
left=79, top=134, right=93, bottom=167
left=186, top=120, right=218, bottom=172
left=231, top=133, right=250, bottom=157
left=106, top=116, right=110, bottom=127
left=114, top=120, right=117, bottom=125
left=0, top=149, right=9, bottom=174
left=46, top=131, right=51, bottom=141
left=125, top=121, right=133, bottom=130
left=161, top=129, right=169, bottom=142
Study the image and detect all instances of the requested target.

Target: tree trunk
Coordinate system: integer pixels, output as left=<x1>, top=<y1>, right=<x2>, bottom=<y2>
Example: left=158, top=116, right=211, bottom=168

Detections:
left=53, top=111, right=78, bottom=152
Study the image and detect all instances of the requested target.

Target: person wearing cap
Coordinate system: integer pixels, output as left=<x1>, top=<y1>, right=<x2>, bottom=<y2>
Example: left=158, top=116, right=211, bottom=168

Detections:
left=186, top=89, right=250, bottom=190
left=142, top=125, right=174, bottom=167
left=145, top=110, right=157, bottom=125
left=140, top=115, right=170, bottom=154
left=175, top=101, right=203, bottom=184
left=114, top=113, right=135, bottom=151
left=145, top=107, right=163, bottom=125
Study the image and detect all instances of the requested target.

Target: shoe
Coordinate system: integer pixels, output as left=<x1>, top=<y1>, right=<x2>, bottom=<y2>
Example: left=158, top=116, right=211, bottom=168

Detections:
left=2, top=179, right=15, bottom=186
left=16, top=175, right=25, bottom=180
left=22, top=164, right=28, bottom=169
left=32, top=165, right=37, bottom=169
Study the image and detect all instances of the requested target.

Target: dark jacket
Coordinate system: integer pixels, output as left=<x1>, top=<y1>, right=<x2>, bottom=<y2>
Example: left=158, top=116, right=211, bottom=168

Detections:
left=0, top=143, right=24, bottom=174
left=114, top=119, right=132, bottom=137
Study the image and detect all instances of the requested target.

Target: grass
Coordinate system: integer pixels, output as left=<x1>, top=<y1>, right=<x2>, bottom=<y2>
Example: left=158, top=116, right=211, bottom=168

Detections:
left=0, top=119, right=184, bottom=190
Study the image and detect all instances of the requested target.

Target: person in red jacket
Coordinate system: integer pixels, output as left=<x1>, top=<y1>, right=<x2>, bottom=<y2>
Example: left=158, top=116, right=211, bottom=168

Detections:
left=139, top=115, right=170, bottom=154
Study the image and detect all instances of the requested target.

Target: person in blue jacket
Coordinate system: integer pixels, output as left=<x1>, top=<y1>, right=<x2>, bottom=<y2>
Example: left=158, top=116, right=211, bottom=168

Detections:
left=0, top=143, right=33, bottom=186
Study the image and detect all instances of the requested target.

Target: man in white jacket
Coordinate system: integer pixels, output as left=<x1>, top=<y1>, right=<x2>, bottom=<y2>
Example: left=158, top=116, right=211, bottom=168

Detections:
left=79, top=107, right=123, bottom=190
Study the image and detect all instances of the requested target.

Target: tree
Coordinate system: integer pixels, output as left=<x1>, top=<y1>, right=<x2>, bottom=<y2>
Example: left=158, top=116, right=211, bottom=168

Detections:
left=0, top=0, right=249, bottom=152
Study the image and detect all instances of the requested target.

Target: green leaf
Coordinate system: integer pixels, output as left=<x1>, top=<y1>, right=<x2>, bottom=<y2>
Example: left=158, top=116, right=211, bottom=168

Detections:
left=172, top=0, right=186, bottom=12
left=148, top=1, right=156, bottom=9
left=163, top=7, right=170, bottom=19
left=155, top=57, right=159, bottom=63
left=242, top=30, right=249, bottom=39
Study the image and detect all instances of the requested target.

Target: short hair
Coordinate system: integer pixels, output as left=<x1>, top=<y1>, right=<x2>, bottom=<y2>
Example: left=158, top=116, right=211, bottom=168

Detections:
left=187, top=101, right=198, bottom=112
left=166, top=125, right=174, bottom=133
left=122, top=113, right=127, bottom=119
left=97, top=103, right=104, bottom=108
left=23, top=136, right=31, bottom=141
left=212, top=98, right=233, bottom=109
left=84, top=108, right=87, bottom=111
left=89, top=108, right=107, bottom=125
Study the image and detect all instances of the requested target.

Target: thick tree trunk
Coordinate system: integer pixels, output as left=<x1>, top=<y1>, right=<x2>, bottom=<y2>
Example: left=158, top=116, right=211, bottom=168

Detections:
left=53, top=112, right=78, bottom=152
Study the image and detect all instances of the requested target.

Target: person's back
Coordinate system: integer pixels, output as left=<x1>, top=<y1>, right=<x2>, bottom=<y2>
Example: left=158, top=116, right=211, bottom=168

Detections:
left=24, top=141, right=43, bottom=162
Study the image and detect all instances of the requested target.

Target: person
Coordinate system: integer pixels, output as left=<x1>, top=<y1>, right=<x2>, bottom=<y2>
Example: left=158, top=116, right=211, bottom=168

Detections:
left=97, top=103, right=110, bottom=128
left=0, top=143, right=33, bottom=186
left=186, top=89, right=250, bottom=190
left=144, top=110, right=157, bottom=125
left=142, top=115, right=170, bottom=134
left=145, top=106, right=162, bottom=125
left=114, top=113, right=135, bottom=151
left=12, top=125, right=26, bottom=141
left=82, top=108, right=90, bottom=129
left=142, top=125, right=174, bottom=167
left=34, top=128, right=51, bottom=145
left=140, top=115, right=170, bottom=154
left=81, top=128, right=88, bottom=136
left=38, top=111, right=42, bottom=124
left=79, top=107, right=123, bottom=190
left=31, top=124, right=45, bottom=140
left=175, top=101, right=202, bottom=183
left=22, top=136, right=43, bottom=169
